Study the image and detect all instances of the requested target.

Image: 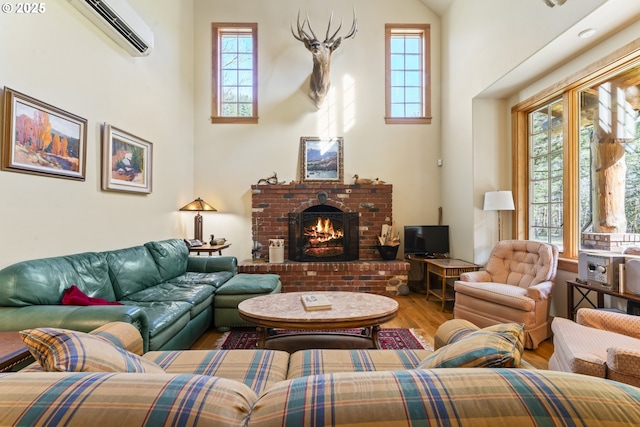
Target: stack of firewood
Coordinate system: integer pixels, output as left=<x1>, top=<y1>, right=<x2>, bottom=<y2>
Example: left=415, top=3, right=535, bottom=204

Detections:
left=378, top=223, right=400, bottom=246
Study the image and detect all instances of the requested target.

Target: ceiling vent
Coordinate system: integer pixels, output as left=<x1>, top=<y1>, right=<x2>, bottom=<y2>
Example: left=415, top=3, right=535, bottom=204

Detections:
left=68, top=0, right=154, bottom=56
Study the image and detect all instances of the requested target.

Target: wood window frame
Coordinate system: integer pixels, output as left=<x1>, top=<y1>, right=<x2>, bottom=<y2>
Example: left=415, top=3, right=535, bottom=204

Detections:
left=211, top=22, right=258, bottom=124
left=511, top=38, right=640, bottom=271
left=385, top=24, right=432, bottom=124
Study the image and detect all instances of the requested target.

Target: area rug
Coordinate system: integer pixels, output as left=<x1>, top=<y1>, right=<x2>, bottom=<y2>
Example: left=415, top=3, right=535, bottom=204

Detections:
left=216, top=328, right=431, bottom=350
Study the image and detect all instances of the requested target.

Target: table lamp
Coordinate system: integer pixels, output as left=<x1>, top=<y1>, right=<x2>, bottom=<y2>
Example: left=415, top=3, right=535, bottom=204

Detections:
left=483, top=191, right=515, bottom=241
left=179, top=197, right=217, bottom=241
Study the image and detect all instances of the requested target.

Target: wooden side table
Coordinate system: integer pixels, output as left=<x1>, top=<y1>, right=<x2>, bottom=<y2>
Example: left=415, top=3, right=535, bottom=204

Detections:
left=0, top=332, right=34, bottom=372
left=566, top=280, right=640, bottom=320
left=423, top=258, right=481, bottom=311
left=188, top=243, right=231, bottom=256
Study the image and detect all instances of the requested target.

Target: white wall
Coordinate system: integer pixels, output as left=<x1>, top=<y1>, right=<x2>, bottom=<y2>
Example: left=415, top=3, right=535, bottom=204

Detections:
left=193, top=0, right=442, bottom=261
left=0, top=0, right=195, bottom=267
left=440, top=0, right=607, bottom=263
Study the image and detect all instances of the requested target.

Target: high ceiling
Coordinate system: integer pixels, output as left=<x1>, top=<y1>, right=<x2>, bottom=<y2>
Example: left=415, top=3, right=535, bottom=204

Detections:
left=419, top=0, right=453, bottom=16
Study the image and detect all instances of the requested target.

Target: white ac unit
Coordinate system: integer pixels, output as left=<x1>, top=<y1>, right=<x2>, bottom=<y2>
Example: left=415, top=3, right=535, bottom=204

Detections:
left=68, top=0, right=154, bottom=56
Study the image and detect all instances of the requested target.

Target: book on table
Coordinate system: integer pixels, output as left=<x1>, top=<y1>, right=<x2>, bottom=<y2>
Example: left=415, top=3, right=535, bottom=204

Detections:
left=301, top=294, right=332, bottom=311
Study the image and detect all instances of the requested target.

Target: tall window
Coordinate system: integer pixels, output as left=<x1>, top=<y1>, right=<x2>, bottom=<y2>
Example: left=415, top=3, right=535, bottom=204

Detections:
left=385, top=24, right=431, bottom=124
left=529, top=99, right=564, bottom=250
left=211, top=23, right=258, bottom=123
left=513, top=47, right=640, bottom=261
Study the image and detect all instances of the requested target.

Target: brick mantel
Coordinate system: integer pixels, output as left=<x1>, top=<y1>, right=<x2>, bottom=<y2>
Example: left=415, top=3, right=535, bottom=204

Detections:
left=251, top=183, right=393, bottom=261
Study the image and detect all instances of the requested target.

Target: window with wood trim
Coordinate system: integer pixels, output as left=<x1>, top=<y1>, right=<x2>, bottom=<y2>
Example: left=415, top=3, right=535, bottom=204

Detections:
left=529, top=98, right=564, bottom=250
left=512, top=48, right=640, bottom=260
left=211, top=23, right=258, bottom=123
left=385, top=24, right=431, bottom=124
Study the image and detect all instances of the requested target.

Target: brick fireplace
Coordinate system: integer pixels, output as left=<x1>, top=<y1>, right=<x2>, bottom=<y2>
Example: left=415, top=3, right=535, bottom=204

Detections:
left=237, top=183, right=409, bottom=295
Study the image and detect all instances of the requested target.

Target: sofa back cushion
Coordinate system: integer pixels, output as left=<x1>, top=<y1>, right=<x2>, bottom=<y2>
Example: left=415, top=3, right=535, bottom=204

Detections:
left=485, top=240, right=556, bottom=288
left=250, top=369, right=640, bottom=426
left=106, top=246, right=161, bottom=300
left=0, top=252, right=115, bottom=306
left=144, top=239, right=189, bottom=282
left=0, top=372, right=256, bottom=427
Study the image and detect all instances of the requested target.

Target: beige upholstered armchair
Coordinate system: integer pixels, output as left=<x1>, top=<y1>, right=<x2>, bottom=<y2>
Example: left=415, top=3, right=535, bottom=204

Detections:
left=549, top=308, right=640, bottom=387
left=453, top=240, right=559, bottom=349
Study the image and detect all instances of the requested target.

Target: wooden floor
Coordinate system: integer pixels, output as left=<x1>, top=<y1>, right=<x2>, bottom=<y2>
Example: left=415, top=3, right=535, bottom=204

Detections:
left=192, top=291, right=554, bottom=369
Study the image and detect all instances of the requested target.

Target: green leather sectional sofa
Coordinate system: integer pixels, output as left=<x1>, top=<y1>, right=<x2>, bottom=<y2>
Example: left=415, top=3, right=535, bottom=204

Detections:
left=0, top=239, right=281, bottom=352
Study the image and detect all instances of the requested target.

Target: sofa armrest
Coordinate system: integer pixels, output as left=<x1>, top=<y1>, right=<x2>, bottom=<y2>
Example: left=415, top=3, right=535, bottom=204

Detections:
left=459, top=270, right=491, bottom=282
left=607, top=347, right=640, bottom=386
left=576, top=308, right=640, bottom=339
left=526, top=281, right=553, bottom=301
left=90, top=322, right=145, bottom=355
left=0, top=305, right=150, bottom=352
left=187, top=256, right=238, bottom=275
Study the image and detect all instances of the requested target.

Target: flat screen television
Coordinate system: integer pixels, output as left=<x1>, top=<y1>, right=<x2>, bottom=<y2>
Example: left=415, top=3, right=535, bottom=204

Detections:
left=404, top=225, right=450, bottom=257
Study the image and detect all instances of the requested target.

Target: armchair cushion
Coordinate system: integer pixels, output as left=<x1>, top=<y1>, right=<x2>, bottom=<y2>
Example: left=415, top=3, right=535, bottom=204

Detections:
left=20, top=327, right=164, bottom=373
left=484, top=240, right=556, bottom=288
left=454, top=281, right=533, bottom=311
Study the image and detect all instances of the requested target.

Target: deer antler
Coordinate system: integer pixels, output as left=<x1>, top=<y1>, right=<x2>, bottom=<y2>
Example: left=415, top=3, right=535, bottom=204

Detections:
left=291, top=11, right=316, bottom=50
left=325, top=7, right=358, bottom=50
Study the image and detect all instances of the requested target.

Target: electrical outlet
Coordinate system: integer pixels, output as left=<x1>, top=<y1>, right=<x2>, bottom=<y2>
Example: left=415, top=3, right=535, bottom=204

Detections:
left=437, top=159, right=443, bottom=166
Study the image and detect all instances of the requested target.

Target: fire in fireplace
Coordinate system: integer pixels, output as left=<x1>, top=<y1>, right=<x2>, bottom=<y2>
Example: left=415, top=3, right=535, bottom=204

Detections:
left=305, top=216, right=345, bottom=257
left=288, top=206, right=359, bottom=262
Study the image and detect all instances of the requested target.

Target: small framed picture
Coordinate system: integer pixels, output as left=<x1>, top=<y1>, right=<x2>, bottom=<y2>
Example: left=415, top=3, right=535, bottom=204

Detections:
left=102, top=123, right=153, bottom=194
left=2, top=87, right=87, bottom=180
left=300, top=136, right=343, bottom=183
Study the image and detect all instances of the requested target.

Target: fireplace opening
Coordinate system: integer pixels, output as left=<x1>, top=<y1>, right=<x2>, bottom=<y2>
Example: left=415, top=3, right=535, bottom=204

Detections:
left=288, top=206, right=359, bottom=262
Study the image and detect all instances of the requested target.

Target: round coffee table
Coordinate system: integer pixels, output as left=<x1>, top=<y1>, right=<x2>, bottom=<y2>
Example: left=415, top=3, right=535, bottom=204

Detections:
left=238, top=291, right=399, bottom=350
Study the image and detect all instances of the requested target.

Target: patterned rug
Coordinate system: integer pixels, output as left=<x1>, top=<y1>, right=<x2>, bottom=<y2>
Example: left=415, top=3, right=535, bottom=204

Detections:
left=216, top=328, right=430, bottom=350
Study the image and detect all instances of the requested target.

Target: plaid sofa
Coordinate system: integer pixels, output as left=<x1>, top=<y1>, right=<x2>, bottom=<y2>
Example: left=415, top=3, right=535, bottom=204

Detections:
left=3, top=322, right=640, bottom=426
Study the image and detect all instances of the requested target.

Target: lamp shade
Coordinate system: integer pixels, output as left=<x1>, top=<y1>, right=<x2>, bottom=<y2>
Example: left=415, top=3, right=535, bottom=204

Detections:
left=179, top=197, right=217, bottom=212
left=483, top=191, right=514, bottom=211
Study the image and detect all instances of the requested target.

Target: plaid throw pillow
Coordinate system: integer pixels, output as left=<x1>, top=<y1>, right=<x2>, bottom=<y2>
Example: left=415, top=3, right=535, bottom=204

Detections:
left=20, top=327, right=164, bottom=373
left=417, top=323, right=524, bottom=369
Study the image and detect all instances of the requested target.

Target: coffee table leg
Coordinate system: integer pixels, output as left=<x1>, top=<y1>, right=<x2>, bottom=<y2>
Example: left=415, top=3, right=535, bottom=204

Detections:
left=256, top=327, right=268, bottom=349
left=371, top=325, right=381, bottom=349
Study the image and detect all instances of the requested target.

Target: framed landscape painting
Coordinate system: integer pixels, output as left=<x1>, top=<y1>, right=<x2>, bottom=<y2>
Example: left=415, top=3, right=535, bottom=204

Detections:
left=1, top=87, right=87, bottom=180
left=300, top=137, right=343, bottom=183
left=102, top=123, right=153, bottom=194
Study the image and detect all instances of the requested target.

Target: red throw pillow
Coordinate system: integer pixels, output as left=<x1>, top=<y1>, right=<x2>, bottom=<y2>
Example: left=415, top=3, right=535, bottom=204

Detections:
left=62, top=285, right=122, bottom=306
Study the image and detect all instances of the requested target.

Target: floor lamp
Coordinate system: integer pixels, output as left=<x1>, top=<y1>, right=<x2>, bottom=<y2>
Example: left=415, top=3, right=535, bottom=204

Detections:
left=179, top=197, right=217, bottom=242
left=484, top=191, right=515, bottom=241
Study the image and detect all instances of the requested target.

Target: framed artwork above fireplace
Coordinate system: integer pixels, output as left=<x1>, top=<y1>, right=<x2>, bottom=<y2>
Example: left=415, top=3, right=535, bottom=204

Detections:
left=300, top=137, right=343, bottom=183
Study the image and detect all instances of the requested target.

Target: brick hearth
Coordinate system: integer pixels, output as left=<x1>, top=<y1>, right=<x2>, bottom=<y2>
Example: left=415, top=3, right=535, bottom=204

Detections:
left=238, top=260, right=409, bottom=295
left=247, top=183, right=408, bottom=294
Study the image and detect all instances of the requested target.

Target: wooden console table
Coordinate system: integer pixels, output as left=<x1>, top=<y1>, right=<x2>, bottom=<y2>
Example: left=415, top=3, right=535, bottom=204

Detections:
left=188, top=243, right=230, bottom=256
left=409, top=257, right=481, bottom=311
left=0, top=332, right=33, bottom=372
left=566, top=280, right=640, bottom=320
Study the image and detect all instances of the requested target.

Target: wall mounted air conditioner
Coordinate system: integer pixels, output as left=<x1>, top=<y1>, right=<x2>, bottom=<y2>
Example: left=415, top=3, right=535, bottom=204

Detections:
left=68, top=0, right=154, bottom=56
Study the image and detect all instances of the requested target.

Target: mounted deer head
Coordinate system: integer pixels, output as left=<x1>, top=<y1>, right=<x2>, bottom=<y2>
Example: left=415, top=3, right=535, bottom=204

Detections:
left=291, top=9, right=357, bottom=108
